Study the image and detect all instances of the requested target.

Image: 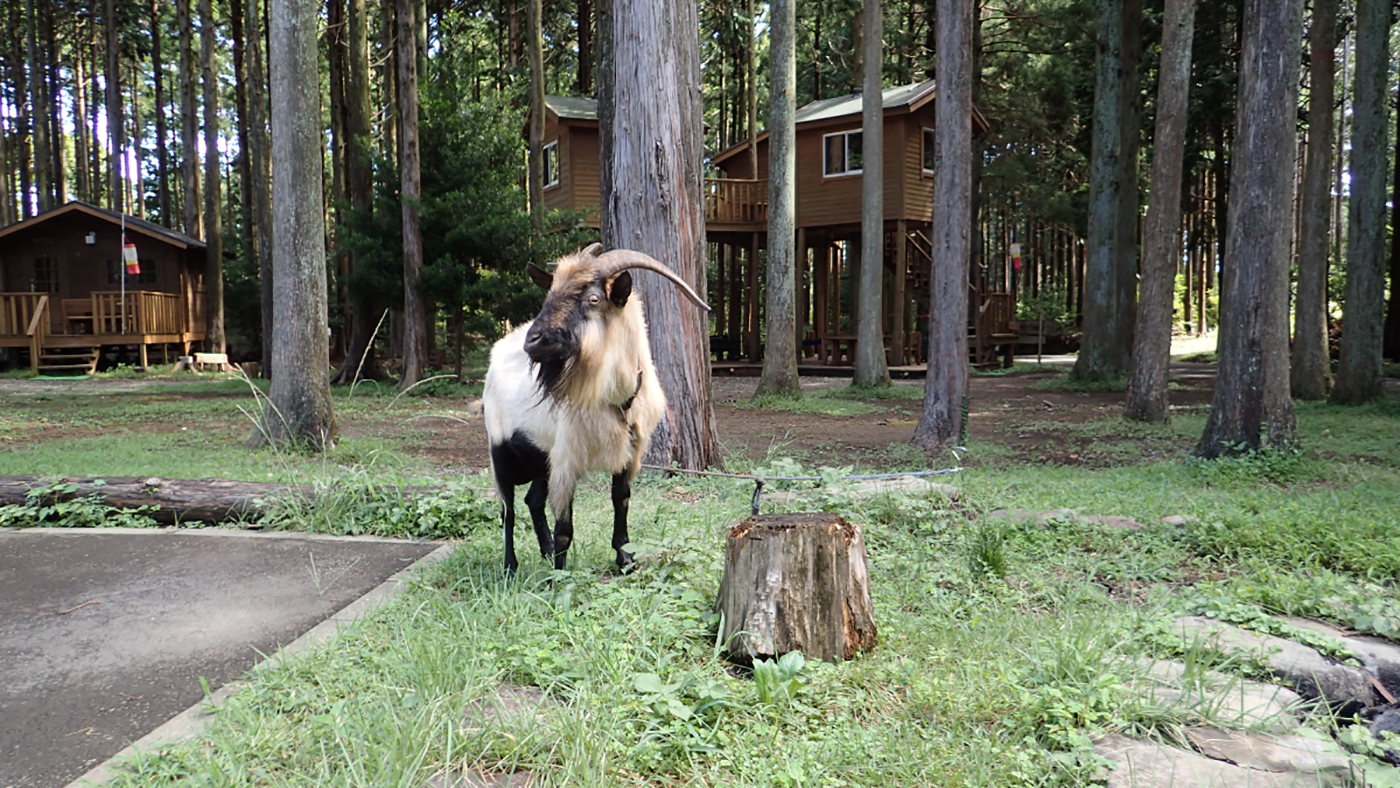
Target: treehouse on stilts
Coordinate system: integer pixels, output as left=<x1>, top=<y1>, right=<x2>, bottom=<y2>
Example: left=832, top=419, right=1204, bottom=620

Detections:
left=0, top=201, right=210, bottom=374
left=534, top=82, right=1003, bottom=373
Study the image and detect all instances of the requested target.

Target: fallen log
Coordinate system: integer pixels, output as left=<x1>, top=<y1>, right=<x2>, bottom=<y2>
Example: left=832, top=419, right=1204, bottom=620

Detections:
left=0, top=475, right=317, bottom=525
left=715, top=512, right=877, bottom=664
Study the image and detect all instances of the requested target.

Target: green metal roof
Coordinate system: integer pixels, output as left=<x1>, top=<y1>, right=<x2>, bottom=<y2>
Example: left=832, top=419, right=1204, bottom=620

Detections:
left=544, top=95, right=598, bottom=122
left=794, top=79, right=937, bottom=124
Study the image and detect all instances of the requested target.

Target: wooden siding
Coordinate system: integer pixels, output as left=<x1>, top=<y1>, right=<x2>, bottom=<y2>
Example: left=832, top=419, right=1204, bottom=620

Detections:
left=792, top=116, right=914, bottom=229
left=903, top=102, right=937, bottom=222
left=569, top=127, right=602, bottom=226
left=541, top=113, right=573, bottom=214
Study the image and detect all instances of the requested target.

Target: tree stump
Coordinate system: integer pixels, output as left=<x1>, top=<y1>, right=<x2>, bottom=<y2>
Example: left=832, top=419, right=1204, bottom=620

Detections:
left=715, top=512, right=877, bottom=664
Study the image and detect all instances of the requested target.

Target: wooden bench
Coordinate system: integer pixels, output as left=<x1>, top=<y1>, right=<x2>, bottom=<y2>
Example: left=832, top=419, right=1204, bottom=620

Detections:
left=194, top=352, right=229, bottom=371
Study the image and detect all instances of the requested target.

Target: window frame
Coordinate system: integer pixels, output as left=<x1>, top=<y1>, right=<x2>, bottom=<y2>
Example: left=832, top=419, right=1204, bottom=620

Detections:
left=542, top=139, right=560, bottom=189
left=922, top=127, right=936, bottom=175
left=32, top=255, right=58, bottom=294
left=822, top=129, right=864, bottom=177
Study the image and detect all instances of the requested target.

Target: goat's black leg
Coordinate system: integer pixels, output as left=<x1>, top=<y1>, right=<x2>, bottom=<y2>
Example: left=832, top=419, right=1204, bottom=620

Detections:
left=525, top=477, right=553, bottom=561
left=611, top=472, right=635, bottom=569
left=552, top=499, right=574, bottom=571
left=500, top=483, right=518, bottom=575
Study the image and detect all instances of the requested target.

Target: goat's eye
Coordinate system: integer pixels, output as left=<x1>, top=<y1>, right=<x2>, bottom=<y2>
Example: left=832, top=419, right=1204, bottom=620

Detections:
left=588, top=293, right=600, bottom=305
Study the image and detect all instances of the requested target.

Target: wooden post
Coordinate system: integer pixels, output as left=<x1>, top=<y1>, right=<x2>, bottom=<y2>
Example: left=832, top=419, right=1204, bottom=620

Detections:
left=796, top=227, right=808, bottom=356
left=891, top=219, right=907, bottom=365
left=715, top=512, right=877, bottom=664
left=746, top=231, right=760, bottom=360
left=715, top=241, right=727, bottom=347
left=728, top=242, right=742, bottom=346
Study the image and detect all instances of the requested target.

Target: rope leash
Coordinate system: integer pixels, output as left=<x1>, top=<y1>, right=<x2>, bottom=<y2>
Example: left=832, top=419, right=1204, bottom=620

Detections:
left=638, top=461, right=965, bottom=516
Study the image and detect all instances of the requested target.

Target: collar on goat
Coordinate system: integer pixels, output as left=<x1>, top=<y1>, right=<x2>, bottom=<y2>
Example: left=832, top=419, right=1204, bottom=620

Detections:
left=618, top=369, right=644, bottom=413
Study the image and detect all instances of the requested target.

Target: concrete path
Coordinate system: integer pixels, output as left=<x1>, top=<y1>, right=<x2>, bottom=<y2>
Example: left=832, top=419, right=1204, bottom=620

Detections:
left=0, top=527, right=440, bottom=788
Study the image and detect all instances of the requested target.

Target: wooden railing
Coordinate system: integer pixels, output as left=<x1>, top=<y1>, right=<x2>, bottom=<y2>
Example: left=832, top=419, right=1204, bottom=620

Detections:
left=1, top=293, right=50, bottom=339
left=24, top=296, right=50, bottom=371
left=704, top=178, right=768, bottom=224
left=980, top=292, right=1016, bottom=337
left=91, top=291, right=185, bottom=335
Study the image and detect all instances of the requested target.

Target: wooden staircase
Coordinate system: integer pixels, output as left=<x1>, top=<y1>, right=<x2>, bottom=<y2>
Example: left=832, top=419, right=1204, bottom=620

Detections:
left=37, top=346, right=100, bottom=376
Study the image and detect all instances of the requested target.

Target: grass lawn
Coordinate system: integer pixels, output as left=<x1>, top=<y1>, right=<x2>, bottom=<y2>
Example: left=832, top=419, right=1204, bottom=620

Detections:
left=2, top=373, right=1398, bottom=786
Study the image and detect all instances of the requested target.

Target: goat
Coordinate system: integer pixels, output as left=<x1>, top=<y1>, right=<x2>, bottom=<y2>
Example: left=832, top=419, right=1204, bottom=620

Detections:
left=483, top=243, right=710, bottom=573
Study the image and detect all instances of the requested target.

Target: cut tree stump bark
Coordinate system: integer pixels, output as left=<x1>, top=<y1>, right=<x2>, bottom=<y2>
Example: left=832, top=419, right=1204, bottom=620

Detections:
left=715, top=512, right=877, bottom=664
left=0, top=475, right=319, bottom=525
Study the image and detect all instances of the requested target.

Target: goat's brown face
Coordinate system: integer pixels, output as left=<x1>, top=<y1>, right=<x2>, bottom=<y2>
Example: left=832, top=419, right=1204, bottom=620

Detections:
left=523, top=257, right=633, bottom=396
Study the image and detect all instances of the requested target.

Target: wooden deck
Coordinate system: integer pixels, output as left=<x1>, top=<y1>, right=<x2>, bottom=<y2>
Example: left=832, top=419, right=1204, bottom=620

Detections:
left=1, top=291, right=207, bottom=371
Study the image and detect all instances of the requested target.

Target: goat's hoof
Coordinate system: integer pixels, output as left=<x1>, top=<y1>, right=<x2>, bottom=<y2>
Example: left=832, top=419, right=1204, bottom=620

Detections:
left=616, top=550, right=636, bottom=572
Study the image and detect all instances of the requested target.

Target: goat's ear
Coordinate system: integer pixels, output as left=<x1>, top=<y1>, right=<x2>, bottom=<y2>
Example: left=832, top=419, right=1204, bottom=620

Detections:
left=607, top=271, right=633, bottom=308
left=526, top=263, right=553, bottom=291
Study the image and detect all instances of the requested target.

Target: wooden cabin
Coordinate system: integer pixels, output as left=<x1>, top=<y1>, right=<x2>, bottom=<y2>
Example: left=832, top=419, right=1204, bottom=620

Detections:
left=537, top=81, right=1006, bottom=370
left=0, top=201, right=209, bottom=373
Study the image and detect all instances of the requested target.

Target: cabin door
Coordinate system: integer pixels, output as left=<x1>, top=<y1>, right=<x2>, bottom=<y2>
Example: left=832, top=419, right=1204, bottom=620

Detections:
left=29, top=240, right=64, bottom=334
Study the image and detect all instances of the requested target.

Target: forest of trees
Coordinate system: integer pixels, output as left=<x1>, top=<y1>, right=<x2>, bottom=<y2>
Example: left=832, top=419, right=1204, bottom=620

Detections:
left=2, top=0, right=1399, bottom=451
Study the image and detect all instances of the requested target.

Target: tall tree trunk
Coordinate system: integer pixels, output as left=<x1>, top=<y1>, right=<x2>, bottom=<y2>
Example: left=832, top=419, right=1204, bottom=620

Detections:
left=1292, top=0, right=1337, bottom=398
left=260, top=0, right=337, bottom=448
left=397, top=0, right=426, bottom=388
left=1113, top=0, right=1141, bottom=368
left=26, top=0, right=52, bottom=213
left=746, top=0, right=758, bottom=180
left=105, top=0, right=124, bottom=213
left=331, top=0, right=380, bottom=383
left=201, top=0, right=226, bottom=353
left=247, top=0, right=274, bottom=376
left=232, top=0, right=252, bottom=265
left=1197, top=0, right=1300, bottom=457
left=1331, top=0, right=1390, bottom=405
left=526, top=0, right=544, bottom=222
left=73, top=34, right=90, bottom=205
left=599, top=0, right=721, bottom=470
left=44, top=3, right=64, bottom=207
left=1073, top=0, right=1124, bottom=381
left=89, top=23, right=105, bottom=207
left=853, top=0, right=890, bottom=387
left=912, top=0, right=971, bottom=451
left=179, top=0, right=200, bottom=236
left=379, top=0, right=397, bottom=161
left=755, top=0, right=799, bottom=397
left=1125, top=0, right=1195, bottom=422
left=1386, top=95, right=1400, bottom=362
left=576, top=0, right=592, bottom=94
left=152, top=0, right=171, bottom=226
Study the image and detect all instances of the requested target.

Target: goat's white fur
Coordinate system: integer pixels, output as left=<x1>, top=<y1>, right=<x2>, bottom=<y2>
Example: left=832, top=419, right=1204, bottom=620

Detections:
left=483, top=282, right=665, bottom=516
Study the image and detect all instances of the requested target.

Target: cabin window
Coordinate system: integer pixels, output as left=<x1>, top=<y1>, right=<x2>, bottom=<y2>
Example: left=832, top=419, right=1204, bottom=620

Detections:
left=923, top=127, right=936, bottom=173
left=32, top=256, right=58, bottom=293
left=543, top=140, right=560, bottom=188
left=106, top=259, right=157, bottom=285
left=823, top=130, right=863, bottom=176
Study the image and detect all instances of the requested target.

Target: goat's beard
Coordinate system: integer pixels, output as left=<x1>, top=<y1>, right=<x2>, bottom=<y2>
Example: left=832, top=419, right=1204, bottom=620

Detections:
left=531, top=355, right=573, bottom=402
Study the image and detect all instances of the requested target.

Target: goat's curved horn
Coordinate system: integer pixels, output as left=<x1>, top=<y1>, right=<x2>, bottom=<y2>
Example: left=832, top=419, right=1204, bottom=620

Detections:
left=581, top=242, right=604, bottom=257
left=595, top=249, right=712, bottom=312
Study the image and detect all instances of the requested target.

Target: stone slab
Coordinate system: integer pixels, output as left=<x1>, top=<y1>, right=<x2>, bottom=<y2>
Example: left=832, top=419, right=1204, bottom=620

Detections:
left=1096, top=734, right=1333, bottom=788
left=1279, top=617, right=1400, bottom=699
left=1182, top=728, right=1351, bottom=778
left=1175, top=617, right=1377, bottom=709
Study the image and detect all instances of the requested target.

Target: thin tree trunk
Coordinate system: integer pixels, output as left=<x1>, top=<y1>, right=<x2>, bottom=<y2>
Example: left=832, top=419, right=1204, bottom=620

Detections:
left=1292, top=0, right=1337, bottom=398
left=247, top=0, right=274, bottom=376
left=397, top=0, right=426, bottom=388
left=746, top=0, right=759, bottom=180
left=599, top=0, right=721, bottom=470
left=72, top=34, right=90, bottom=205
left=105, top=0, right=124, bottom=212
left=1331, top=0, right=1390, bottom=404
left=44, top=4, right=64, bottom=207
left=755, top=0, right=799, bottom=397
left=27, top=0, right=52, bottom=213
left=260, top=0, right=337, bottom=448
left=1125, top=0, right=1195, bottom=423
left=576, top=0, right=592, bottom=94
left=526, top=0, right=544, bottom=222
left=854, top=0, right=890, bottom=387
left=1073, top=0, right=1123, bottom=381
left=231, top=0, right=252, bottom=268
left=179, top=0, right=200, bottom=236
left=1386, top=94, right=1400, bottom=362
left=912, top=0, right=971, bottom=451
left=380, top=0, right=397, bottom=162
left=1113, top=0, right=1141, bottom=368
left=201, top=0, right=225, bottom=352
left=331, top=0, right=380, bottom=384
left=152, top=0, right=171, bottom=226
left=1197, top=0, right=1300, bottom=457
